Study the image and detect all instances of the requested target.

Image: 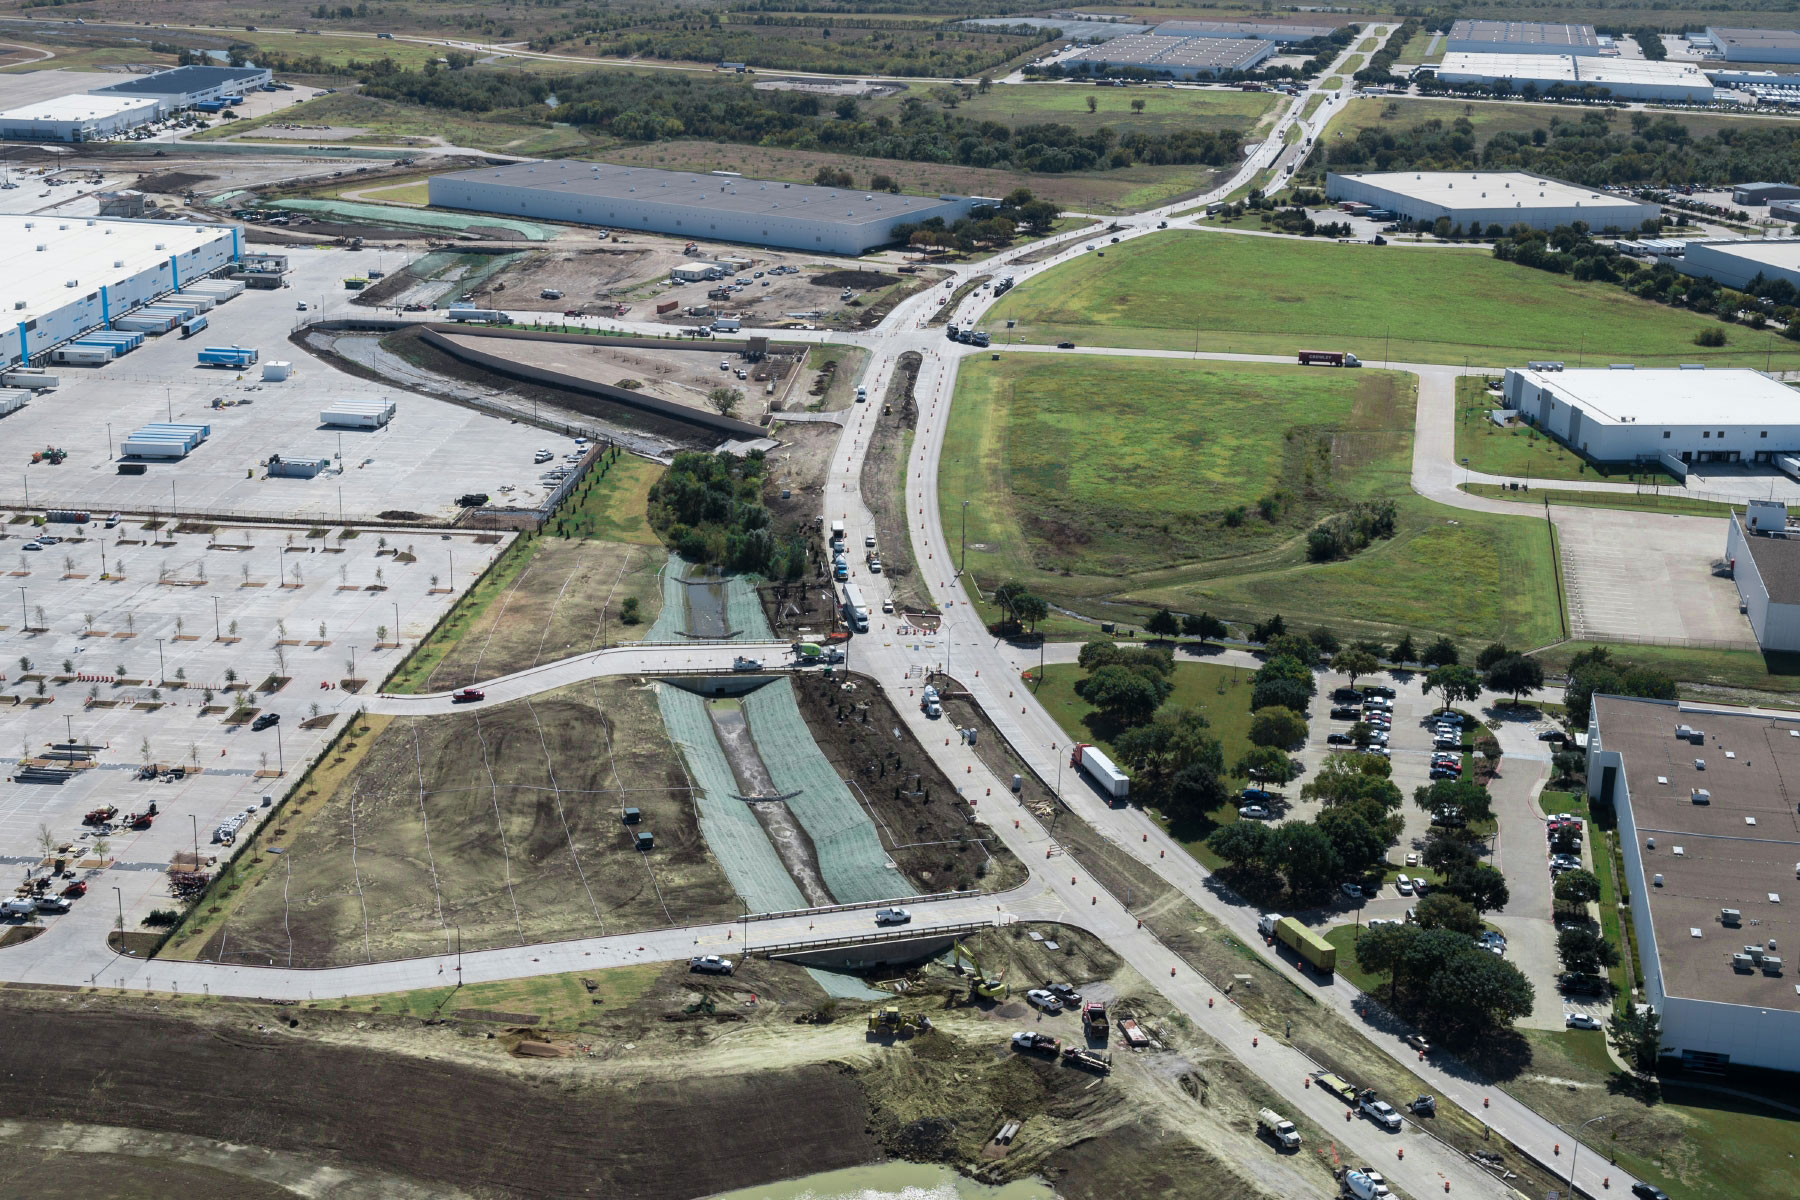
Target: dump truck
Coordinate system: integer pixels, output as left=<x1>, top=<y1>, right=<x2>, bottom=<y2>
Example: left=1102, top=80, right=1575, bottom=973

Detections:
left=1259, top=912, right=1337, bottom=974
left=1011, top=1031, right=1060, bottom=1056
left=1258, top=1108, right=1301, bottom=1149
left=1070, top=743, right=1129, bottom=801
left=1081, top=1000, right=1109, bottom=1042
left=1061, top=1046, right=1111, bottom=1074
left=1297, top=349, right=1361, bottom=368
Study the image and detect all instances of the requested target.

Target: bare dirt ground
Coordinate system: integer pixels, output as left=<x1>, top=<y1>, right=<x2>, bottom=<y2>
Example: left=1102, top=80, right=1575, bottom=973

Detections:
left=763, top=419, right=841, bottom=552
left=442, top=333, right=800, bottom=424
left=785, top=670, right=1026, bottom=896
left=861, top=350, right=932, bottom=614
left=186, top=681, right=740, bottom=967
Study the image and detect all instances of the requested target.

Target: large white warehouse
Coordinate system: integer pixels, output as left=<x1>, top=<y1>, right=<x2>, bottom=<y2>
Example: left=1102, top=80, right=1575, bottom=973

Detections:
left=1435, top=52, right=1716, bottom=102
left=1445, top=20, right=1601, bottom=55
left=427, top=161, right=980, bottom=255
left=1726, top=502, right=1800, bottom=653
left=1676, top=239, right=1800, bottom=291
left=1059, top=32, right=1274, bottom=78
left=1502, top=366, right=1800, bottom=468
left=1325, top=171, right=1659, bottom=233
left=1, top=215, right=242, bottom=370
left=92, top=65, right=273, bottom=115
left=1586, top=695, right=1800, bottom=1073
left=1707, top=26, right=1800, bottom=64
left=0, top=92, right=162, bottom=142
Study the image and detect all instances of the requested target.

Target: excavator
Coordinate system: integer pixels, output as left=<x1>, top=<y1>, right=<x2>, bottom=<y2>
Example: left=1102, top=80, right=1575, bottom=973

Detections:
left=951, top=941, right=1008, bottom=1001
left=866, top=1006, right=932, bottom=1036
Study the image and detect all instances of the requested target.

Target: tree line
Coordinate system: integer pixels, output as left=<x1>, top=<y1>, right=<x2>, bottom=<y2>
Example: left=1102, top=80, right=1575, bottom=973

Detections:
left=648, top=450, right=808, bottom=578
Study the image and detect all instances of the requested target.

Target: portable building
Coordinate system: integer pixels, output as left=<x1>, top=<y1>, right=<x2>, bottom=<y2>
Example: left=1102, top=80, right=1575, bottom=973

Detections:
left=267, top=453, right=330, bottom=478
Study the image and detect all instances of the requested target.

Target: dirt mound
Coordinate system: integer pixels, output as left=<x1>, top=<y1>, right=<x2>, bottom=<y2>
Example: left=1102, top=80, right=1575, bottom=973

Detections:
left=135, top=172, right=215, bottom=194
left=809, top=270, right=890, bottom=289
left=377, top=510, right=425, bottom=522
left=992, top=1002, right=1028, bottom=1020
left=511, top=1041, right=568, bottom=1058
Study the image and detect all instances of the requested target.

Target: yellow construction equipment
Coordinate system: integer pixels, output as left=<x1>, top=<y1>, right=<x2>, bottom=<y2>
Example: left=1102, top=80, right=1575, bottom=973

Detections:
left=867, top=1006, right=932, bottom=1035
left=951, top=941, right=1008, bottom=1000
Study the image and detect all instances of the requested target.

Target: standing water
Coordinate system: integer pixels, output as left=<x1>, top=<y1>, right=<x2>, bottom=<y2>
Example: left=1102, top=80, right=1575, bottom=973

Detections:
left=701, top=1163, right=1056, bottom=1200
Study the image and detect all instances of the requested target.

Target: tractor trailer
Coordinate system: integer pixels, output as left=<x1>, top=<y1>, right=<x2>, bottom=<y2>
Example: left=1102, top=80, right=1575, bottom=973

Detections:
left=1070, top=743, right=1129, bottom=801
left=840, top=582, right=869, bottom=633
left=1297, top=350, right=1360, bottom=368
left=1259, top=913, right=1336, bottom=974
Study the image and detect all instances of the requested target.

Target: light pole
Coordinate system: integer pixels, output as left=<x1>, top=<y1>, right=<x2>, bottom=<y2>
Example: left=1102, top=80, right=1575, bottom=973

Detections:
left=212, top=595, right=221, bottom=641
left=17, top=585, right=26, bottom=630
left=275, top=723, right=284, bottom=775
left=156, top=638, right=166, bottom=685
left=190, top=813, right=199, bottom=868
left=113, top=886, right=124, bottom=955
left=64, top=714, right=73, bottom=749
left=106, top=422, right=112, bottom=459
left=1568, top=1113, right=1610, bottom=1193
left=392, top=601, right=400, bottom=648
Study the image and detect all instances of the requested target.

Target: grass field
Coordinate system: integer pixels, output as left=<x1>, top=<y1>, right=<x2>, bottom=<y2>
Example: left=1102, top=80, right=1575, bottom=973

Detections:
left=1454, top=376, right=1678, bottom=485
left=1466, top=482, right=1739, bottom=519
left=194, top=91, right=590, bottom=156
left=1300, top=93, right=1325, bottom=121
left=386, top=454, right=664, bottom=694
left=943, top=354, right=1563, bottom=646
left=1537, top=641, right=1800, bottom=699
left=871, top=83, right=1280, bottom=138
left=1320, top=95, right=1800, bottom=156
left=166, top=680, right=737, bottom=968
left=353, top=181, right=430, bottom=205
left=986, top=232, right=1800, bottom=368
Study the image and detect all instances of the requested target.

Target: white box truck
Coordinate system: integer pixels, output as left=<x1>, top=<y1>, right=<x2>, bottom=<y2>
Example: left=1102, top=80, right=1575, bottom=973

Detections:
left=1070, top=743, right=1129, bottom=801
left=840, top=582, right=869, bottom=633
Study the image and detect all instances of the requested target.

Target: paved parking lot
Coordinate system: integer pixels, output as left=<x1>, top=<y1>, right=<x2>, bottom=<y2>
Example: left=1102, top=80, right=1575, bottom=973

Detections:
left=0, top=517, right=510, bottom=951
left=1, top=245, right=564, bottom=523
left=1555, top=506, right=1752, bottom=646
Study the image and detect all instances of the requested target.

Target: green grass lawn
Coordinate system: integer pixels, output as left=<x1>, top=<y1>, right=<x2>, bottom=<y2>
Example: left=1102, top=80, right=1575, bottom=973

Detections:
left=194, top=92, right=593, bottom=157
left=1033, top=659, right=1258, bottom=859
left=1321, top=95, right=1800, bottom=156
left=1537, top=641, right=1800, bottom=698
left=943, top=354, right=1563, bottom=646
left=1324, top=924, right=1388, bottom=994
left=987, top=231, right=1800, bottom=369
left=1465, top=482, right=1739, bottom=520
left=1454, top=376, right=1682, bottom=486
left=870, top=83, right=1279, bottom=138
left=1301, top=93, right=1326, bottom=121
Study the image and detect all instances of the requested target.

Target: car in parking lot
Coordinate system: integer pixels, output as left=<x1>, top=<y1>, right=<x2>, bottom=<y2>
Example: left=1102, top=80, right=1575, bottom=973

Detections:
left=1330, top=706, right=1361, bottom=720
left=1539, top=728, right=1567, bottom=743
left=250, top=712, right=280, bottom=731
left=35, top=896, right=71, bottom=914
left=1433, top=737, right=1462, bottom=751
left=1026, top=988, right=1063, bottom=1014
left=1240, top=787, right=1272, bottom=802
left=1238, top=804, right=1271, bottom=820
left=1341, top=882, right=1363, bottom=900
left=874, top=907, right=911, bottom=925
left=1363, top=685, right=1395, bottom=699
left=1332, top=687, right=1362, bottom=702
left=1429, top=766, right=1460, bottom=779
left=1565, top=1012, right=1602, bottom=1030
left=1327, top=732, right=1354, bottom=745
left=1395, top=875, right=1414, bottom=895
left=21, top=541, right=41, bottom=551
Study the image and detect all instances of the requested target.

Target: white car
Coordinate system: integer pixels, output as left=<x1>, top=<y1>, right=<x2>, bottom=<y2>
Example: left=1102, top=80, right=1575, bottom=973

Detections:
left=1395, top=875, right=1414, bottom=896
left=1026, top=988, right=1063, bottom=1014
left=1238, top=804, right=1271, bottom=820
left=874, top=907, right=911, bottom=925
left=1566, top=1012, right=1602, bottom=1030
left=881, top=598, right=894, bottom=614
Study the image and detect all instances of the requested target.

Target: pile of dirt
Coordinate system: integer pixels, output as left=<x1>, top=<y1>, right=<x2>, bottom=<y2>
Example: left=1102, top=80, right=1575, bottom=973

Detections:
left=809, top=270, right=891, bottom=290
left=377, top=510, right=426, bottom=522
left=859, top=350, right=928, bottom=612
left=134, top=171, right=215, bottom=194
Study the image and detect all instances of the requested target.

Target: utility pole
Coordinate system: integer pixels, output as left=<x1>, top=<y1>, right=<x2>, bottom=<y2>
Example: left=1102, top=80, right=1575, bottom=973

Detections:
left=190, top=813, right=200, bottom=869
left=212, top=595, right=221, bottom=641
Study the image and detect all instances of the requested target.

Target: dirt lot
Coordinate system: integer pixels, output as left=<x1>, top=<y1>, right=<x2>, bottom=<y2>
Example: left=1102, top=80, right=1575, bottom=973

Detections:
left=785, top=670, right=1025, bottom=896
left=173, top=680, right=740, bottom=967
left=441, top=333, right=802, bottom=424
left=861, top=350, right=932, bottom=614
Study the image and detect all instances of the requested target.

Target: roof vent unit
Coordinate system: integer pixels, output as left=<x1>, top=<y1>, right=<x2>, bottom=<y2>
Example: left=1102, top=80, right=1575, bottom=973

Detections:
left=1722, top=908, right=1742, bottom=926
left=1690, top=729, right=1707, bottom=743
left=1676, top=724, right=1693, bottom=739
left=1647, top=837, right=1656, bottom=850
left=64, top=280, right=77, bottom=288
left=1733, top=952, right=1756, bottom=972
left=154, top=243, right=164, bottom=251
left=58, top=224, right=66, bottom=230
left=1764, top=956, right=1785, bottom=975
left=35, top=244, right=44, bottom=252
left=114, top=260, right=122, bottom=268
left=86, top=219, right=95, bottom=226
left=1654, top=873, right=1665, bottom=887
left=1673, top=846, right=1686, bottom=856
left=1695, top=758, right=1706, bottom=770
left=1692, top=788, right=1711, bottom=804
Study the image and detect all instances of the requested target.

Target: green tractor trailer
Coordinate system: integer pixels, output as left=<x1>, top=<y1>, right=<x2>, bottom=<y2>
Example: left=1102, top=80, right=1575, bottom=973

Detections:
left=1259, top=914, right=1336, bottom=975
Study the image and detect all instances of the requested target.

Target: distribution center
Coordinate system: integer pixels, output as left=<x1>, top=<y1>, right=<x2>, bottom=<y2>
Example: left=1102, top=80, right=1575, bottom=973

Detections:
left=1585, top=695, right=1800, bottom=1072
left=1146, top=20, right=1337, bottom=43
left=0, top=215, right=243, bottom=370
left=0, top=92, right=163, bottom=142
left=1706, top=26, right=1800, bottom=64
left=92, top=65, right=274, bottom=115
left=1060, top=33, right=1275, bottom=78
left=1674, top=238, right=1800, bottom=292
left=428, top=161, right=980, bottom=255
left=1501, top=366, right=1800, bottom=468
left=1726, top=501, right=1800, bottom=653
left=1433, top=52, right=1716, bottom=102
left=1324, top=171, right=1659, bottom=232
left=1444, top=20, right=1601, bottom=55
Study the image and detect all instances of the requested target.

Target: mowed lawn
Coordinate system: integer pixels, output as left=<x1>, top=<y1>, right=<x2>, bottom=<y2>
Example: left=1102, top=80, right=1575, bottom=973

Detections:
left=986, top=231, right=1800, bottom=368
left=892, top=83, right=1280, bottom=137
left=943, top=354, right=1564, bottom=646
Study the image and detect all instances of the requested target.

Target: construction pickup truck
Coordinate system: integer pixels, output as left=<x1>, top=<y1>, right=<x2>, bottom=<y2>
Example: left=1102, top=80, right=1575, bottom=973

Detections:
left=732, top=656, right=762, bottom=672
left=1010, top=1031, right=1060, bottom=1056
left=1358, top=1089, right=1403, bottom=1130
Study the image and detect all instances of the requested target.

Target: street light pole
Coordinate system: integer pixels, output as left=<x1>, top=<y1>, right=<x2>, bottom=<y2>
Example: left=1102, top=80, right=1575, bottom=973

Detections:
left=156, top=638, right=166, bottom=685
left=17, top=585, right=26, bottom=630
left=1568, top=1113, right=1611, bottom=1193
left=275, top=724, right=284, bottom=775
left=212, top=595, right=221, bottom=642
left=113, top=886, right=124, bottom=955
left=190, top=813, right=199, bottom=868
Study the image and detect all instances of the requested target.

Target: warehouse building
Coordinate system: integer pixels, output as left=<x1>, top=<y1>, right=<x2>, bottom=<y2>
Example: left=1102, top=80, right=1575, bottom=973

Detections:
left=1585, top=695, right=1800, bottom=1073
left=0, top=215, right=242, bottom=370
left=1445, top=20, right=1601, bottom=55
left=1149, top=19, right=1338, bottom=43
left=427, top=161, right=979, bottom=256
left=1732, top=182, right=1800, bottom=206
left=1677, top=238, right=1800, bottom=292
left=1726, top=501, right=1800, bottom=652
left=1707, top=27, right=1800, bottom=64
left=1434, top=52, right=1716, bottom=102
left=0, top=92, right=163, bottom=142
left=1501, top=366, right=1800, bottom=469
left=93, top=64, right=272, bottom=115
left=1325, top=171, right=1659, bottom=233
left=1059, top=33, right=1275, bottom=78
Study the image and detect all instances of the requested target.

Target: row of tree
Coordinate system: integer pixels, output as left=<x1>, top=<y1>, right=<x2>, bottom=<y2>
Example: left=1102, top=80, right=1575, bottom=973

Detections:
left=649, top=450, right=805, bottom=576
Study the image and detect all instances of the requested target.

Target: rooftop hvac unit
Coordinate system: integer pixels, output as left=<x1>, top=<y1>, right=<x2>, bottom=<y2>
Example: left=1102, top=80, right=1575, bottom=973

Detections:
left=114, top=260, right=122, bottom=268
left=1695, top=759, right=1707, bottom=770
left=1654, top=873, right=1665, bottom=887
left=1764, top=956, right=1784, bottom=974
left=1733, top=953, right=1756, bottom=972
left=1722, top=908, right=1742, bottom=925
left=1693, top=788, right=1712, bottom=804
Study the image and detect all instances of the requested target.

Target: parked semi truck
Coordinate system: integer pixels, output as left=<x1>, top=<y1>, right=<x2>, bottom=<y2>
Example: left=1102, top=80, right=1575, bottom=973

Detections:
left=1259, top=913, right=1337, bottom=974
left=1069, top=743, right=1129, bottom=801
left=1297, top=349, right=1360, bottom=368
left=840, top=582, right=869, bottom=633
left=446, top=307, right=506, bottom=324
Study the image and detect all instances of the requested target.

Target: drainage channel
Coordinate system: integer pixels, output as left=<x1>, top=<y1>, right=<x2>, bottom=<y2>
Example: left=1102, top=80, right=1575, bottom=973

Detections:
left=707, top=699, right=833, bottom=908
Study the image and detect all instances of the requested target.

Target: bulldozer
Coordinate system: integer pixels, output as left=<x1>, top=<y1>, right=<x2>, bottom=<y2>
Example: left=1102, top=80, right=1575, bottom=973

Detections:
left=951, top=941, right=1008, bottom=1001
left=866, top=1006, right=932, bottom=1036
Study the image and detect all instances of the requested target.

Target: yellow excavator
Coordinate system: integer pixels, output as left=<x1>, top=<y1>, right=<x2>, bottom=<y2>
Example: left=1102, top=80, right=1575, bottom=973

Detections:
left=951, top=941, right=1008, bottom=1000
left=867, top=1006, right=933, bottom=1035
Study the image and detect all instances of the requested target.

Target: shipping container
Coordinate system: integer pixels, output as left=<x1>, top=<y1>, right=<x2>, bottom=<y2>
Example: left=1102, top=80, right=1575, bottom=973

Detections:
left=198, top=346, right=258, bottom=368
left=320, top=399, right=396, bottom=428
left=170, top=292, right=216, bottom=313
left=180, top=315, right=209, bottom=339
left=0, top=389, right=27, bottom=418
left=52, top=346, right=114, bottom=366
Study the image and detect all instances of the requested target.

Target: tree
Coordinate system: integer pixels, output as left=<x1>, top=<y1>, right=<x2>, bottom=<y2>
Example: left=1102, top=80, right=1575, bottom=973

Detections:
left=1423, top=664, right=1482, bottom=713
left=1182, top=611, right=1229, bottom=643
left=1237, top=745, right=1300, bottom=787
left=1608, top=1007, right=1661, bottom=1072
left=1414, top=892, right=1482, bottom=936
left=1475, top=734, right=1502, bottom=773
left=1272, top=822, right=1341, bottom=896
left=1426, top=946, right=1534, bottom=1031
left=1076, top=664, right=1169, bottom=725
left=1264, top=634, right=1320, bottom=668
left=1317, top=806, right=1390, bottom=876
left=1248, top=706, right=1308, bottom=750
left=1355, top=920, right=1416, bottom=1002
left=1475, top=642, right=1511, bottom=671
left=1557, top=927, right=1621, bottom=975
left=1076, top=637, right=1121, bottom=670
left=1553, top=868, right=1601, bottom=910
left=1444, top=863, right=1510, bottom=914
left=1210, top=820, right=1275, bottom=871
left=1145, top=608, right=1180, bottom=640
left=1086, top=94, right=1097, bottom=113
left=1012, top=593, right=1049, bottom=634
left=1390, top=633, right=1417, bottom=665
left=36, top=823, right=57, bottom=858
left=1252, top=614, right=1287, bottom=643
left=1252, top=675, right=1313, bottom=714
left=1131, top=97, right=1146, bottom=114
left=1421, top=636, right=1459, bottom=668
left=1332, top=648, right=1378, bottom=689
left=708, top=386, right=743, bottom=417
left=1302, top=752, right=1401, bottom=811
left=1484, top=654, right=1544, bottom=705
left=1422, top=826, right=1482, bottom=875
left=1166, top=761, right=1228, bottom=825
left=1415, top=777, right=1493, bottom=826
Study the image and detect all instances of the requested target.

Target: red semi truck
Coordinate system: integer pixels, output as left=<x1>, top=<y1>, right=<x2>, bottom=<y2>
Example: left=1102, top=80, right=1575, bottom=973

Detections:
left=1297, top=350, right=1361, bottom=367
